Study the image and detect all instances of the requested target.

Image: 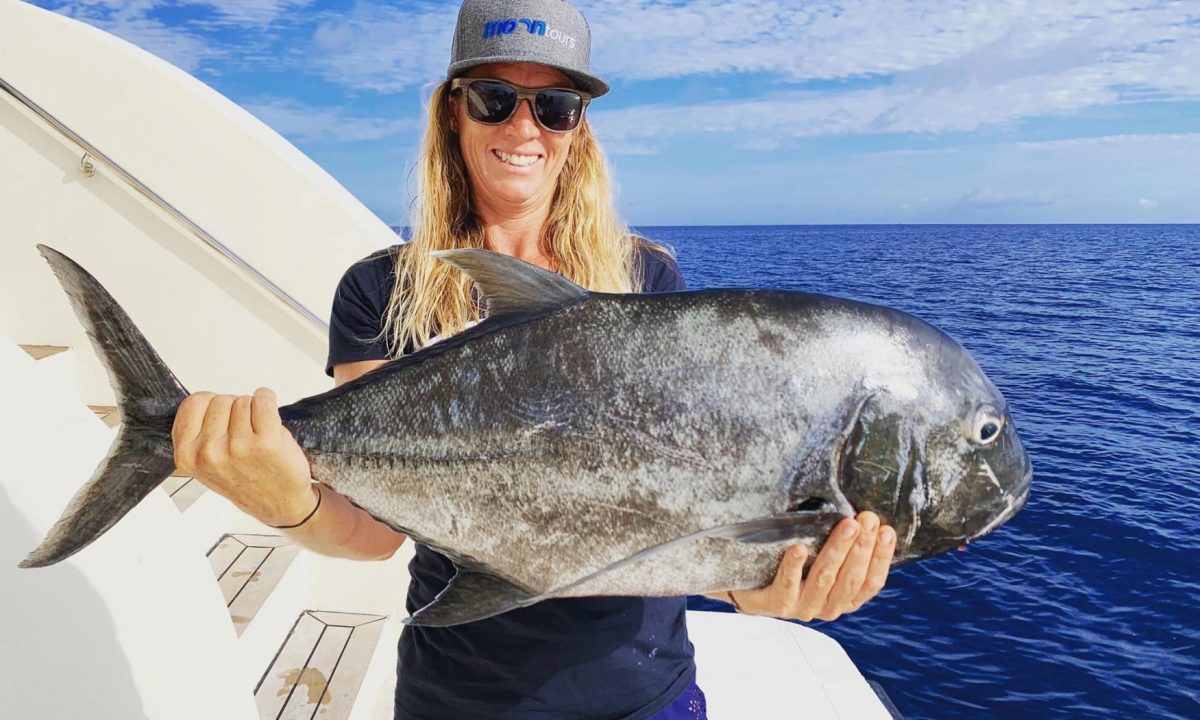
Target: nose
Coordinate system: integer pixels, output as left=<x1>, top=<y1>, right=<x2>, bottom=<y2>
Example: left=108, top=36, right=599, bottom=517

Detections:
left=505, top=99, right=541, bottom=139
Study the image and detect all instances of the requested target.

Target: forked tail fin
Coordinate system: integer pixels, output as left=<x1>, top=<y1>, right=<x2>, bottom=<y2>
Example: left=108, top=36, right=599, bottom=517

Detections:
left=19, top=245, right=188, bottom=568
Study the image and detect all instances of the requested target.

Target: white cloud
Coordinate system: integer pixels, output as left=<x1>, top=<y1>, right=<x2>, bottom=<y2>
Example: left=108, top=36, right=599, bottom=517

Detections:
left=292, top=0, right=1200, bottom=149
left=59, top=0, right=159, bottom=11
left=66, top=0, right=1193, bottom=146
left=735, top=138, right=782, bottom=152
left=599, top=139, right=662, bottom=156
left=1016, top=132, right=1200, bottom=150
left=582, top=0, right=1001, bottom=82
left=610, top=1, right=1199, bottom=149
left=1138, top=198, right=1159, bottom=209
left=952, top=188, right=1054, bottom=210
left=591, top=69, right=1125, bottom=151
left=303, top=0, right=1029, bottom=92
left=43, top=0, right=318, bottom=74
left=307, top=0, right=1001, bottom=92
left=241, top=99, right=419, bottom=144
left=609, top=130, right=1200, bottom=223
left=113, top=19, right=218, bottom=71
left=584, top=0, right=1199, bottom=148
left=182, top=0, right=315, bottom=26
left=579, top=0, right=1200, bottom=92
left=50, top=1, right=221, bottom=71
left=308, top=2, right=458, bottom=93
left=57, top=0, right=315, bottom=26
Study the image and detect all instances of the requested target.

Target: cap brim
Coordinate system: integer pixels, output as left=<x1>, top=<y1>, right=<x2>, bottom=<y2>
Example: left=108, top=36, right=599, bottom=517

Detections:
left=448, top=58, right=609, bottom=98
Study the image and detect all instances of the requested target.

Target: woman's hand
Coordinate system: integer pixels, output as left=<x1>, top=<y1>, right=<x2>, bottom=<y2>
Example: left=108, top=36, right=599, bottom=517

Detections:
left=172, top=387, right=317, bottom=527
left=728, top=511, right=896, bottom=621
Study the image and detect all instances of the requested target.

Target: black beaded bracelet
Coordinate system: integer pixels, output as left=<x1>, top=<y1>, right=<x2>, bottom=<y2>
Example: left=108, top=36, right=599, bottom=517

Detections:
left=270, top=485, right=322, bottom=529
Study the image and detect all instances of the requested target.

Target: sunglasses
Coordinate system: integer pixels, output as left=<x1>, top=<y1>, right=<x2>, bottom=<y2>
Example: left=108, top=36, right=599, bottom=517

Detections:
left=450, top=78, right=591, bottom=133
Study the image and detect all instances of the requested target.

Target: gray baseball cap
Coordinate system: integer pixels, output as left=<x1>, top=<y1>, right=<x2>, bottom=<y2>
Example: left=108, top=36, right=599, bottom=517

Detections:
left=448, top=0, right=610, bottom=98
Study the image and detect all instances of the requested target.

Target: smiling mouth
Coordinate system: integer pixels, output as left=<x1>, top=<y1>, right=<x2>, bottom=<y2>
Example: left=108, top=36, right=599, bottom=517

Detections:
left=493, top=149, right=541, bottom=167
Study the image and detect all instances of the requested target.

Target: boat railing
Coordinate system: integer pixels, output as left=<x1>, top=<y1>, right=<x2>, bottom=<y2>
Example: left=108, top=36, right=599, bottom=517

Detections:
left=0, top=73, right=328, bottom=334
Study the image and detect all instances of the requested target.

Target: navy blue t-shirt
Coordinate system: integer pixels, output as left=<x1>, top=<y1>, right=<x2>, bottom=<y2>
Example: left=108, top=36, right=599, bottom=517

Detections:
left=326, top=243, right=695, bottom=720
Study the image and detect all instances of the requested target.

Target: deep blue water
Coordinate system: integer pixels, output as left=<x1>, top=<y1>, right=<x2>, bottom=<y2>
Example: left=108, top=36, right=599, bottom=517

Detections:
left=637, top=225, right=1200, bottom=720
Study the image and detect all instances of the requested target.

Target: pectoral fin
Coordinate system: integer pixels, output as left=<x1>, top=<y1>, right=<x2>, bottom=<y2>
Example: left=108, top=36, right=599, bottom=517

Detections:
left=405, top=566, right=539, bottom=627
left=701, top=511, right=844, bottom=544
left=549, top=510, right=843, bottom=597
left=407, top=512, right=842, bottom=624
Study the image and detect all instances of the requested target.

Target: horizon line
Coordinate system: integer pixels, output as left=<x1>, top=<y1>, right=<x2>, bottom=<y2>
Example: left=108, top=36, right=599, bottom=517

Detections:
left=384, top=222, right=1200, bottom=230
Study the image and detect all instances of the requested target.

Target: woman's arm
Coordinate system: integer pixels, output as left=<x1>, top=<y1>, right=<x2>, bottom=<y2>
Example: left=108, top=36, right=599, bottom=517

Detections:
left=172, top=359, right=405, bottom=562
left=703, top=511, right=895, bottom=621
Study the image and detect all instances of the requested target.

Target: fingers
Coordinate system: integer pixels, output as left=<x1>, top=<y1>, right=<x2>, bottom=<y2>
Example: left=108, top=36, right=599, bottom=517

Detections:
left=172, top=391, right=215, bottom=472
left=742, top=514, right=896, bottom=623
left=165, top=387, right=312, bottom=526
left=723, top=543, right=808, bottom=617
left=775, top=545, right=808, bottom=596
left=229, top=394, right=253, bottom=438
left=825, top=512, right=879, bottom=617
left=852, top=524, right=896, bottom=610
left=196, top=393, right=236, bottom=450
left=173, top=390, right=275, bottom=474
left=250, top=387, right=280, bottom=436
left=794, top=517, right=859, bottom=621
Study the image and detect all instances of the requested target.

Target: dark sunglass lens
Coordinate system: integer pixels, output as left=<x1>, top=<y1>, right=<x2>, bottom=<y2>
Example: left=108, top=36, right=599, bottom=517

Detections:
left=535, top=89, right=584, bottom=131
left=466, top=81, right=518, bottom=124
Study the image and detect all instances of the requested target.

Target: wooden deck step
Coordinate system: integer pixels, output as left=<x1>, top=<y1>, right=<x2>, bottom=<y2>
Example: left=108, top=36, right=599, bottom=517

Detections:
left=161, top=474, right=207, bottom=510
left=87, top=404, right=121, bottom=428
left=207, top=534, right=301, bottom=636
left=19, top=344, right=68, bottom=360
left=19, top=346, right=122, bottom=430
left=255, top=610, right=387, bottom=720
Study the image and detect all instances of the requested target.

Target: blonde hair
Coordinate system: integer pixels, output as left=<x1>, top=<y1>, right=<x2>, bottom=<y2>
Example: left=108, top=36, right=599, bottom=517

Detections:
left=382, top=81, right=641, bottom=355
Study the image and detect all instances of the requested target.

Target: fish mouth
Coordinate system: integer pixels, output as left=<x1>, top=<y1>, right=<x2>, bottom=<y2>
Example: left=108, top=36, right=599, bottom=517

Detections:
left=968, top=469, right=1032, bottom=543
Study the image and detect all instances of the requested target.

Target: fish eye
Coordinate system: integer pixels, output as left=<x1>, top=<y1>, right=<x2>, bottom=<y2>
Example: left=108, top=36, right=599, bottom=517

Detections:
left=972, top=408, right=1004, bottom=446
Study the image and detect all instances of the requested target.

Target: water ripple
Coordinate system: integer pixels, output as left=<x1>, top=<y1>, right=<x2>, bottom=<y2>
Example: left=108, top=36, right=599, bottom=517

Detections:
left=665, top=225, right=1200, bottom=720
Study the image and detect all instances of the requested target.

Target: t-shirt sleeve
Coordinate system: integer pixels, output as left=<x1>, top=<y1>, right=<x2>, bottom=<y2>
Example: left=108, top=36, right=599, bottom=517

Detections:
left=326, top=252, right=396, bottom=377
left=639, top=244, right=687, bottom=293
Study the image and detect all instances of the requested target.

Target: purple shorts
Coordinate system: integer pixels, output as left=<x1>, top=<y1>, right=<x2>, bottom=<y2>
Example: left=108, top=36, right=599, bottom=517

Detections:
left=648, top=682, right=708, bottom=720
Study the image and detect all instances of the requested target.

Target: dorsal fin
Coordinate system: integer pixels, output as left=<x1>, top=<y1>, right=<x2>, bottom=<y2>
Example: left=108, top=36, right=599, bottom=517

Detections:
left=432, top=248, right=587, bottom=319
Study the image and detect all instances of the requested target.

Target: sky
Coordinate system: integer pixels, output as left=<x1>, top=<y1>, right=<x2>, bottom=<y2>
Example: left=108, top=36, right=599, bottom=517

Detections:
left=29, top=0, right=1200, bottom=225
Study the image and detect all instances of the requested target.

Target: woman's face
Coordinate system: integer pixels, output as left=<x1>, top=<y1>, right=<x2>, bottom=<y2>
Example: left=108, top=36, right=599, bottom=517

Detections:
left=451, top=62, right=577, bottom=216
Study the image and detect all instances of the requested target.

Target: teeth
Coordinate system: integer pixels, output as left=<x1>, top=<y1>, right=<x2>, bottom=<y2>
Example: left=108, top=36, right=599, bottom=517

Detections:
left=495, top=150, right=539, bottom=167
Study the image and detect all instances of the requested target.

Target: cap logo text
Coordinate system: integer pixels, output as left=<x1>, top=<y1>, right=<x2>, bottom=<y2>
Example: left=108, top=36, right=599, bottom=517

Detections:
left=483, top=18, right=546, bottom=38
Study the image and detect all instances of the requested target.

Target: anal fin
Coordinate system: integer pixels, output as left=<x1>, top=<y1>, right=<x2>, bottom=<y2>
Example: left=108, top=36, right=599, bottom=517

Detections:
left=405, top=567, right=539, bottom=627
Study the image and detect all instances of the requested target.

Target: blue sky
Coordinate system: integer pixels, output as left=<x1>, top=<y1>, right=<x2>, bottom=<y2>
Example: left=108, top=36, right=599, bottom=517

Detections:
left=33, top=0, right=1200, bottom=225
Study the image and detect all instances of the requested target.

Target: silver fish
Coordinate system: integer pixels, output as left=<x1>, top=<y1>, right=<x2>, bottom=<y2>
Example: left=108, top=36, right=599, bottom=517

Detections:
left=22, top=245, right=1031, bottom=626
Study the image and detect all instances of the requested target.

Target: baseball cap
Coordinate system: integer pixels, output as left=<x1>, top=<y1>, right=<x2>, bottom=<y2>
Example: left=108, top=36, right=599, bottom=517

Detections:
left=448, top=0, right=610, bottom=98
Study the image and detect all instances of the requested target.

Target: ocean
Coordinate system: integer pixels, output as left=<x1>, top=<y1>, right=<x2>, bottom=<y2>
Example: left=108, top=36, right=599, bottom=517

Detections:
left=638, top=225, right=1200, bottom=720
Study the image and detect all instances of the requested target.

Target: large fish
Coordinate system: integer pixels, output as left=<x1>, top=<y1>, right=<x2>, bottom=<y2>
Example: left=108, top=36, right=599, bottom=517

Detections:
left=22, top=245, right=1031, bottom=626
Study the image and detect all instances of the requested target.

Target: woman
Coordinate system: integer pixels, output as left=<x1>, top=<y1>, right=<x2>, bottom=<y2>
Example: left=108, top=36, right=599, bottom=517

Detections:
left=172, top=1, right=896, bottom=718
